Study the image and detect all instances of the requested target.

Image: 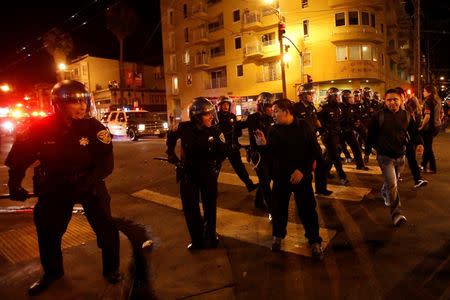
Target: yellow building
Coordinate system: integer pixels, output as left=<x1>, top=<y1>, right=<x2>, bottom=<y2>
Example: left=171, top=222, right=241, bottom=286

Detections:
left=65, top=54, right=167, bottom=118
left=160, top=0, right=413, bottom=120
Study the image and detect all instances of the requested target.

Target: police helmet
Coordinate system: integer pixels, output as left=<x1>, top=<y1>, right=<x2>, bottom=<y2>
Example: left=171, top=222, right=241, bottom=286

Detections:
left=353, top=90, right=361, bottom=96
left=189, top=97, right=217, bottom=124
left=297, top=83, right=314, bottom=102
left=373, top=91, right=381, bottom=100
left=326, top=87, right=340, bottom=103
left=341, top=89, right=352, bottom=103
left=256, top=92, right=274, bottom=112
left=363, top=87, right=372, bottom=98
left=51, top=80, right=96, bottom=118
left=217, top=96, right=232, bottom=111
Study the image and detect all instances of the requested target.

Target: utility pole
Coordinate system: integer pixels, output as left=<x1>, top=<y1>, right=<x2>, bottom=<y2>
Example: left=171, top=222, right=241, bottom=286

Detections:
left=278, top=20, right=287, bottom=98
left=414, top=0, right=421, bottom=100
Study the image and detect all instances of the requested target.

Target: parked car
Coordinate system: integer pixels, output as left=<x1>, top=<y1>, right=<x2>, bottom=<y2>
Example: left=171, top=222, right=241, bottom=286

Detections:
left=101, top=109, right=169, bottom=141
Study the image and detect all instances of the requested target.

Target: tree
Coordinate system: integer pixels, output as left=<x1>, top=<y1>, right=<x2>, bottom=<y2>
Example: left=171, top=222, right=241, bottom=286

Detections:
left=43, top=28, right=74, bottom=81
left=106, top=2, right=138, bottom=105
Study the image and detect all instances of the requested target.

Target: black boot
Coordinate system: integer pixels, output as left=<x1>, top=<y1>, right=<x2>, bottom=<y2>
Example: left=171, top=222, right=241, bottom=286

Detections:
left=103, top=270, right=123, bottom=284
left=28, top=273, right=63, bottom=296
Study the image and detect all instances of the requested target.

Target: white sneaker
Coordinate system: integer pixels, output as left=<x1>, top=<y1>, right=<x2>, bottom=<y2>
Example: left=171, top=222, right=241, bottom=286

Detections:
left=393, top=214, right=407, bottom=227
left=414, top=179, right=428, bottom=188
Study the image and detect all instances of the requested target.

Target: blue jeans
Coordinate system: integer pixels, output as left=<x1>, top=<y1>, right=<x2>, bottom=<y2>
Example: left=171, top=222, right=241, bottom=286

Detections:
left=377, top=155, right=405, bottom=219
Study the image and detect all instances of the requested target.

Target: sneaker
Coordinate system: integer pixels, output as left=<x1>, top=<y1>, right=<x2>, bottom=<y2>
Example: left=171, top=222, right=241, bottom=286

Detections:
left=271, top=237, right=282, bottom=252
left=340, top=178, right=350, bottom=186
left=345, top=158, right=353, bottom=163
left=268, top=213, right=273, bottom=223
left=393, top=214, right=407, bottom=227
left=316, top=189, right=333, bottom=196
left=310, top=243, right=324, bottom=261
left=414, top=179, right=428, bottom=188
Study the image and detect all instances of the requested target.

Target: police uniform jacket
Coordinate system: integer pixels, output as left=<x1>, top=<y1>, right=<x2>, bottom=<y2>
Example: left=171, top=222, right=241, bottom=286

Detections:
left=293, top=101, right=319, bottom=129
left=5, top=115, right=113, bottom=194
left=266, top=118, right=320, bottom=181
left=166, top=121, right=227, bottom=178
left=317, top=103, right=342, bottom=136
left=217, top=111, right=241, bottom=148
left=339, top=102, right=357, bottom=131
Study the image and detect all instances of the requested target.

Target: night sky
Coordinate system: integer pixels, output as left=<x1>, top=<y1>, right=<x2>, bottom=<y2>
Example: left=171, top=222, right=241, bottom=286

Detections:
left=0, top=0, right=449, bottom=95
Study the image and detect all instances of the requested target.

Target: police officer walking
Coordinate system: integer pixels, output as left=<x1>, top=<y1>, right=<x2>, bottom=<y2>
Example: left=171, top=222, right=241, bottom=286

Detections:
left=353, top=90, right=370, bottom=161
left=217, top=96, right=258, bottom=192
left=317, top=87, right=349, bottom=185
left=241, top=92, right=275, bottom=217
left=5, top=80, right=121, bottom=295
left=166, top=97, right=227, bottom=250
left=293, top=84, right=332, bottom=196
left=340, top=90, right=369, bottom=170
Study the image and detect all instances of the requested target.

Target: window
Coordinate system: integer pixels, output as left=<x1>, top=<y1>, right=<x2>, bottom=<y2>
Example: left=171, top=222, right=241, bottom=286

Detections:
left=335, top=13, right=345, bottom=27
left=390, top=59, right=396, bottom=73
left=349, top=45, right=361, bottom=60
left=169, top=32, right=175, bottom=50
left=303, top=52, right=311, bottom=67
left=381, top=23, right=384, bottom=33
left=169, top=54, right=177, bottom=72
left=261, top=32, right=276, bottom=46
left=303, top=20, right=309, bottom=36
left=336, top=46, right=347, bottom=61
left=361, top=45, right=371, bottom=60
left=210, top=67, right=227, bottom=89
left=110, top=112, right=118, bottom=121
left=82, top=65, right=88, bottom=76
left=349, top=11, right=359, bottom=25
left=372, top=47, right=378, bottom=61
left=183, top=4, right=188, bottom=18
left=208, top=13, right=224, bottom=32
left=381, top=53, right=384, bottom=66
left=261, top=62, right=281, bottom=81
left=302, top=0, right=308, bottom=8
left=234, top=36, right=241, bottom=49
left=172, top=75, right=179, bottom=94
left=183, top=50, right=190, bottom=64
left=233, top=9, right=240, bottom=22
left=168, top=9, right=174, bottom=26
left=184, top=28, right=189, bottom=43
left=362, top=12, right=369, bottom=26
left=236, top=65, right=243, bottom=77
left=210, top=39, right=225, bottom=57
left=371, top=14, right=376, bottom=28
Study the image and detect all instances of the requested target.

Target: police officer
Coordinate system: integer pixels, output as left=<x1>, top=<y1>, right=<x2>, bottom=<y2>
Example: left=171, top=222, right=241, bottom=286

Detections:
left=166, top=97, right=227, bottom=250
left=5, top=80, right=121, bottom=295
left=293, top=84, right=332, bottom=196
left=317, top=87, right=349, bottom=185
left=241, top=92, right=274, bottom=215
left=217, top=96, right=257, bottom=192
left=364, top=87, right=382, bottom=117
left=353, top=89, right=370, bottom=160
left=340, top=90, right=369, bottom=170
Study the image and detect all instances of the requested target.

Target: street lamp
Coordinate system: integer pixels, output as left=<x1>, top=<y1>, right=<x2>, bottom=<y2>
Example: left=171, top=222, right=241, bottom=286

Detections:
left=440, top=76, right=445, bottom=81
left=1, top=84, right=11, bottom=92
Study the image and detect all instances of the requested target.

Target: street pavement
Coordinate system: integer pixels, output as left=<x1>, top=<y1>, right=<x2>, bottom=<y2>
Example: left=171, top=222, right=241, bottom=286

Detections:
left=0, top=130, right=449, bottom=299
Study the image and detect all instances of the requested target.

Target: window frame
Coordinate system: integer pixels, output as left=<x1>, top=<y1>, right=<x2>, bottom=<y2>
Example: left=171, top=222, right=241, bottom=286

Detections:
left=233, top=9, right=240, bottom=22
left=236, top=64, right=243, bottom=77
left=348, top=11, right=359, bottom=26
left=303, top=19, right=309, bottom=37
left=361, top=12, right=370, bottom=26
left=335, top=12, right=345, bottom=27
left=234, top=36, right=242, bottom=50
left=336, top=45, right=348, bottom=61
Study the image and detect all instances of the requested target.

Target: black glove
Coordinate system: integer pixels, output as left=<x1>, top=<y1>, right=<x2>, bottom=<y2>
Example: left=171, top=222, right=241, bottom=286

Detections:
left=9, top=187, right=29, bottom=201
left=167, top=154, right=180, bottom=165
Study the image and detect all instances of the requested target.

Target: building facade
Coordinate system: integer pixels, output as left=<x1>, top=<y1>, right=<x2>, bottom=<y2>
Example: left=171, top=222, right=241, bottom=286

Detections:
left=160, top=0, right=413, bottom=120
left=65, top=54, right=167, bottom=117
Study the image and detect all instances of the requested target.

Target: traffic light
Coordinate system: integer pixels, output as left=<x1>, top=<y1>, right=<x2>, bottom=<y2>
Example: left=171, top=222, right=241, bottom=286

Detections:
left=278, top=21, right=286, bottom=36
left=307, top=74, right=313, bottom=83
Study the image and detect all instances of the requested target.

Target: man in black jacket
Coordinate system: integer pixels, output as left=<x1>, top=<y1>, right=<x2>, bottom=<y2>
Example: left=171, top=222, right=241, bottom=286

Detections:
left=365, top=89, right=424, bottom=227
left=255, top=99, right=323, bottom=260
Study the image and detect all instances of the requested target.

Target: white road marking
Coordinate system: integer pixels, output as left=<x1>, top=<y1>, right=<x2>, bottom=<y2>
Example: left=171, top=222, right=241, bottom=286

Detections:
left=132, top=189, right=336, bottom=257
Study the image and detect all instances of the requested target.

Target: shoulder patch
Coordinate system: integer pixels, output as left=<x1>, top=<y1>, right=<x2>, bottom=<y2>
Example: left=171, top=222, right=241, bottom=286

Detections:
left=97, top=129, right=112, bottom=144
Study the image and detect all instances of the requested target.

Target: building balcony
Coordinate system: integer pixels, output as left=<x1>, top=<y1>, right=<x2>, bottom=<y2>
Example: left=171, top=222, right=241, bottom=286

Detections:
left=331, top=26, right=384, bottom=44
left=191, top=2, right=208, bottom=18
left=192, top=27, right=210, bottom=44
left=243, top=10, right=263, bottom=31
left=194, top=53, right=210, bottom=69
left=328, top=0, right=383, bottom=10
left=244, top=42, right=264, bottom=59
left=261, top=41, right=280, bottom=59
left=387, top=40, right=398, bottom=56
left=256, top=70, right=281, bottom=83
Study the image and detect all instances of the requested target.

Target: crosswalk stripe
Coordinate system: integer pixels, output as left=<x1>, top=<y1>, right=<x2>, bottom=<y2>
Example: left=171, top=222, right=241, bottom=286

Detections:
left=239, top=156, right=381, bottom=175
left=132, top=189, right=337, bottom=257
left=218, top=172, right=371, bottom=202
